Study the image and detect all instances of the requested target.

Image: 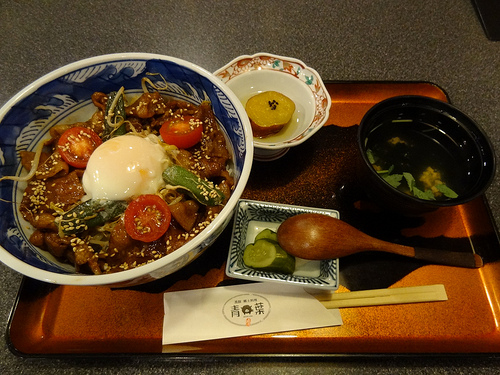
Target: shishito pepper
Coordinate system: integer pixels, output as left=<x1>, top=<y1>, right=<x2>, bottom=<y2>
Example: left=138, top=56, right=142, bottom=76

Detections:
left=162, top=165, right=225, bottom=206
left=102, top=90, right=127, bottom=141
left=57, top=199, right=128, bottom=236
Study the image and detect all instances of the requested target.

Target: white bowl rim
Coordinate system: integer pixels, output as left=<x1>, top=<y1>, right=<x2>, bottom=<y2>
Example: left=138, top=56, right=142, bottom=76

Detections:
left=214, top=52, right=332, bottom=150
left=0, top=52, right=254, bottom=286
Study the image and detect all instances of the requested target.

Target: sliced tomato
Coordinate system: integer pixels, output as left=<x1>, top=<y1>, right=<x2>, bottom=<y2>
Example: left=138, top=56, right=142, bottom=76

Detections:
left=57, top=126, right=102, bottom=168
left=124, top=194, right=171, bottom=242
left=160, top=115, right=203, bottom=149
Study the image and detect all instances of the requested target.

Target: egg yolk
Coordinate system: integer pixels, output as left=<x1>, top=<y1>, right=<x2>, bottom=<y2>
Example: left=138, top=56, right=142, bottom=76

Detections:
left=82, top=135, right=168, bottom=200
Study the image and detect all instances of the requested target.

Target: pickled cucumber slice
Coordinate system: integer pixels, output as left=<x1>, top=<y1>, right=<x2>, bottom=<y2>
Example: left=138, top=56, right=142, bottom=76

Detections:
left=243, top=238, right=295, bottom=274
left=254, top=228, right=278, bottom=242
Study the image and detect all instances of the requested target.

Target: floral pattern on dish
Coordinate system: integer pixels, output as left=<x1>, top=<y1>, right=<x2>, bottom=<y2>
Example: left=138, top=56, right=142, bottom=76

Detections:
left=226, top=199, right=340, bottom=290
left=215, top=53, right=331, bottom=142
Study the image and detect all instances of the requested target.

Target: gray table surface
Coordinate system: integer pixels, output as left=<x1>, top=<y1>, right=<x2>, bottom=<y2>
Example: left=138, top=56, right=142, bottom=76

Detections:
left=1, top=0, right=500, bottom=373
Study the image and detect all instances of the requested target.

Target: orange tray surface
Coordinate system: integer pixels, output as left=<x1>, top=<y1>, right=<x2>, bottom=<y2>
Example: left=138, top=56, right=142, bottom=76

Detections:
left=7, top=82, right=500, bottom=356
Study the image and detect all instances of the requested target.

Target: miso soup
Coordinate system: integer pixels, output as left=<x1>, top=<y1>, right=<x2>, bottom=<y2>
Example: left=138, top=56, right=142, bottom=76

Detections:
left=365, top=119, right=465, bottom=200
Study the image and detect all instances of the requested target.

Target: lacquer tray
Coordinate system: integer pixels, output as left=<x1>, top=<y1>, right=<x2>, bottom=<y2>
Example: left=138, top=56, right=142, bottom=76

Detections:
left=7, top=82, right=500, bottom=357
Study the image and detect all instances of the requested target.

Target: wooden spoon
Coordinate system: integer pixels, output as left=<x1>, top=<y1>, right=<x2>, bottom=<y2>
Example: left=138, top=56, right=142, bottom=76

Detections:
left=276, top=213, right=483, bottom=268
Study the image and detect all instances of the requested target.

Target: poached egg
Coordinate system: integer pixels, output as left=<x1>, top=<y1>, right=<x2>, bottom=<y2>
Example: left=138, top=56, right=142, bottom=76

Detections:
left=82, top=134, right=169, bottom=200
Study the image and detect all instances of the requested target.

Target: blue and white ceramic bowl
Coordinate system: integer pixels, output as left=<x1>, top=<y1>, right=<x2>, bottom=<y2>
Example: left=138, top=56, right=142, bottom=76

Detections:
left=0, top=53, right=253, bottom=287
left=226, top=200, right=339, bottom=290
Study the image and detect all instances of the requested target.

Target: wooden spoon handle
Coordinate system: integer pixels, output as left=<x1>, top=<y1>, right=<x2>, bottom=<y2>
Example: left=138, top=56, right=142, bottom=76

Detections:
left=413, top=247, right=483, bottom=268
left=370, top=241, right=482, bottom=268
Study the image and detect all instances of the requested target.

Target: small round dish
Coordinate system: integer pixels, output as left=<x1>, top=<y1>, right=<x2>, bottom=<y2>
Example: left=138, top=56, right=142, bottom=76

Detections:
left=226, top=199, right=340, bottom=290
left=215, top=53, right=331, bottom=161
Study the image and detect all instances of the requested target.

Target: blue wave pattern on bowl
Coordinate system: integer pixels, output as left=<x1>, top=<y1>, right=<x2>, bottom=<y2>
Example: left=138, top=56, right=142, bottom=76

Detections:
left=0, top=57, right=248, bottom=274
left=227, top=199, right=340, bottom=290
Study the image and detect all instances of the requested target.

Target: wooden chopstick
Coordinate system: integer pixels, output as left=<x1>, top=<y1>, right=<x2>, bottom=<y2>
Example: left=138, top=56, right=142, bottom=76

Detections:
left=316, top=284, right=448, bottom=309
